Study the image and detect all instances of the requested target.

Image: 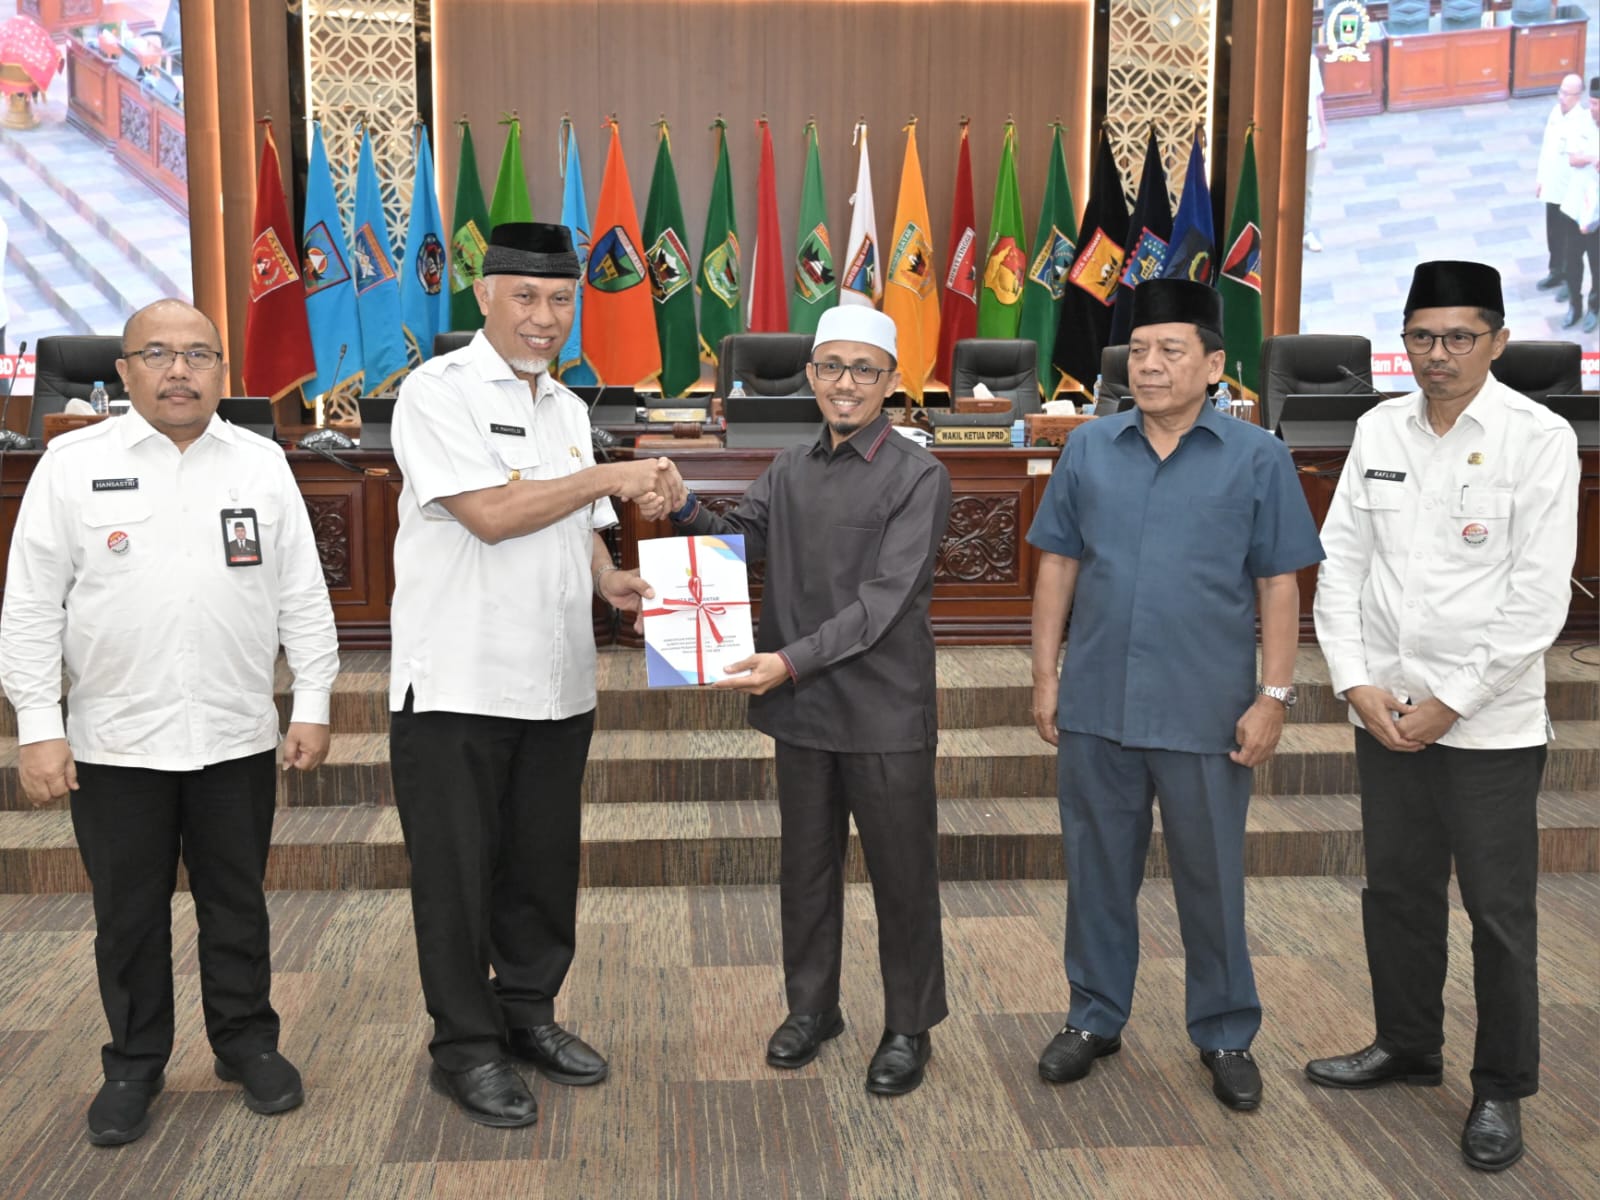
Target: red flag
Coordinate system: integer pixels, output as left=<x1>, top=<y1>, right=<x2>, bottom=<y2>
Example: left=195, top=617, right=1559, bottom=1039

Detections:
left=583, top=120, right=662, bottom=388
left=243, top=125, right=316, bottom=403
left=748, top=119, right=788, bottom=332
left=934, top=123, right=978, bottom=388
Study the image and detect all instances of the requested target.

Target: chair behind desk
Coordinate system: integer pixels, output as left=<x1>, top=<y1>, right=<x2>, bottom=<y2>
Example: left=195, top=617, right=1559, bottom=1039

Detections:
left=1260, top=333, right=1374, bottom=434
left=716, top=333, right=813, bottom=399
left=432, top=332, right=475, bottom=358
left=1494, top=341, right=1582, bottom=404
left=951, top=338, right=1039, bottom=415
left=29, top=336, right=126, bottom=439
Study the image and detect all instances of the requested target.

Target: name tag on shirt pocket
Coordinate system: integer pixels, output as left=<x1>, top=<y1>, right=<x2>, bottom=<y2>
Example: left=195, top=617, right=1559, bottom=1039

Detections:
left=81, top=493, right=153, bottom=568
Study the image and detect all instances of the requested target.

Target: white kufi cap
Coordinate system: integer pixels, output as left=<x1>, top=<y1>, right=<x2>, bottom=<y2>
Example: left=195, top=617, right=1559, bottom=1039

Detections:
left=812, top=305, right=898, bottom=363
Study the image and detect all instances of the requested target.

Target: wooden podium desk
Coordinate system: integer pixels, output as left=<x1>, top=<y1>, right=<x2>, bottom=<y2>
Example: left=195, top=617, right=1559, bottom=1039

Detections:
left=3, top=444, right=1592, bottom=647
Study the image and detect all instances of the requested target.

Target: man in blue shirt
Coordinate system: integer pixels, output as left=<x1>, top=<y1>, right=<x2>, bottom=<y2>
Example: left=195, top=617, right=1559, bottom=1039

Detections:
left=1026, top=279, right=1323, bottom=1111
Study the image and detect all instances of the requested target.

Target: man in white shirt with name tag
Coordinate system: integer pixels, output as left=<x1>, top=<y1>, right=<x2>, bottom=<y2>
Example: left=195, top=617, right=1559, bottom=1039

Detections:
left=1308, top=261, right=1579, bottom=1173
left=0, top=299, right=339, bottom=1146
left=389, top=222, right=672, bottom=1128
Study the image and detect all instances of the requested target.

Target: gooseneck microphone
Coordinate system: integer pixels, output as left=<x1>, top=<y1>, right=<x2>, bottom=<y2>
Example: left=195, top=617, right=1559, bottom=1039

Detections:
left=0, top=340, right=33, bottom=450
left=1335, top=364, right=1387, bottom=396
left=299, top=343, right=355, bottom=451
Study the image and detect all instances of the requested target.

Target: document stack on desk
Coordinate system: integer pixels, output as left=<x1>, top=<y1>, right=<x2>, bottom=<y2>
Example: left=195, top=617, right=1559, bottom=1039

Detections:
left=637, top=534, right=756, bottom=687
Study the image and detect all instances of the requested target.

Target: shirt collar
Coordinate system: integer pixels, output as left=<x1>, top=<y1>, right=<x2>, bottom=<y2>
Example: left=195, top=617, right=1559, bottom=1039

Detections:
left=1405, top=374, right=1504, bottom=440
left=117, top=405, right=229, bottom=450
left=466, top=330, right=562, bottom=401
left=1112, top=395, right=1232, bottom=444
left=808, top=412, right=893, bottom=461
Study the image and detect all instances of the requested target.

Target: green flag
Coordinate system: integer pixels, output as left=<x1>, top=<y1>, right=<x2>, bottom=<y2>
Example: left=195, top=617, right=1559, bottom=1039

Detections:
left=449, top=121, right=490, bottom=331
left=789, top=121, right=835, bottom=334
left=697, top=119, right=742, bottom=364
left=643, top=124, right=700, bottom=398
left=490, top=115, right=533, bottom=226
left=977, top=122, right=1027, bottom=338
left=1019, top=124, right=1078, bottom=396
left=1220, top=127, right=1263, bottom=401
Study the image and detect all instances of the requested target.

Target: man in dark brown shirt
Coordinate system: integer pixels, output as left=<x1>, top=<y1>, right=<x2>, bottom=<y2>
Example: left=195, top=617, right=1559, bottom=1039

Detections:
left=655, top=305, right=952, bottom=1095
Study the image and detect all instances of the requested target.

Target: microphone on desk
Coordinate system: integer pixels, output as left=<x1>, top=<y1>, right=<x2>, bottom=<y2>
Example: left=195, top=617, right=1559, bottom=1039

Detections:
left=1335, top=364, right=1387, bottom=396
left=0, top=340, right=33, bottom=450
left=299, top=343, right=355, bottom=451
left=585, top=382, right=620, bottom=459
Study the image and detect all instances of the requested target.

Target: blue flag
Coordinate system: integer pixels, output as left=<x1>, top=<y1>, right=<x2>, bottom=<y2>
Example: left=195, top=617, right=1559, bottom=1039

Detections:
left=352, top=126, right=410, bottom=394
left=557, top=119, right=597, bottom=385
left=1162, top=131, right=1216, bottom=285
left=400, top=124, right=450, bottom=366
left=301, top=121, right=364, bottom=400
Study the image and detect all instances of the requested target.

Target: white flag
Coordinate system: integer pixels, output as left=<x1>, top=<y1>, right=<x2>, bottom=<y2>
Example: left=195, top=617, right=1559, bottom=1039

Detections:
left=841, top=123, right=881, bottom=306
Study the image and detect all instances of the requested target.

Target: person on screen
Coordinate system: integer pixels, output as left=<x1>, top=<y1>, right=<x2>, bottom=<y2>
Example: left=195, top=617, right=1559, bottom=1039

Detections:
left=648, top=305, right=953, bottom=1097
left=1308, top=260, right=1579, bottom=1173
left=1535, top=76, right=1585, bottom=303
left=1304, top=52, right=1329, bottom=254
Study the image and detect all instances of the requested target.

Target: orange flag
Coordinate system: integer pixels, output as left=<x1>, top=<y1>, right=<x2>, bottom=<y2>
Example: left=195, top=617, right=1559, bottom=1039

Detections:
left=243, top=124, right=316, bottom=402
left=882, top=123, right=939, bottom=401
left=748, top=119, right=788, bottom=332
left=582, top=120, right=662, bottom=388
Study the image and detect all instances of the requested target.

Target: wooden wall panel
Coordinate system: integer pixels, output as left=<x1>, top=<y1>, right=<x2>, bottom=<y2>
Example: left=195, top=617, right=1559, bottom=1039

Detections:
left=434, top=0, right=1093, bottom=339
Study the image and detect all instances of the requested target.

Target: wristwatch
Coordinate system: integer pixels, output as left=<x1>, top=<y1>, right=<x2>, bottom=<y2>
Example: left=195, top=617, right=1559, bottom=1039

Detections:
left=1257, top=683, right=1298, bottom=709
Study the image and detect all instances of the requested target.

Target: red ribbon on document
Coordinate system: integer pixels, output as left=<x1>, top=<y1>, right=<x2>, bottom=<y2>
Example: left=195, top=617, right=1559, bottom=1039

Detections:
left=640, top=537, right=751, bottom=684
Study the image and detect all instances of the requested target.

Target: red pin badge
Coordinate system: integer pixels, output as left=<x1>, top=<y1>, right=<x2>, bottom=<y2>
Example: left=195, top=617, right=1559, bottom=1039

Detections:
left=1461, top=523, right=1488, bottom=547
left=107, top=530, right=130, bottom=555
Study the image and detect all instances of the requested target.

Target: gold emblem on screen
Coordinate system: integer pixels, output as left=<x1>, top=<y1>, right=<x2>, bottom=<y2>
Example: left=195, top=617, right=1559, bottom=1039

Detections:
left=1322, top=1, right=1374, bottom=64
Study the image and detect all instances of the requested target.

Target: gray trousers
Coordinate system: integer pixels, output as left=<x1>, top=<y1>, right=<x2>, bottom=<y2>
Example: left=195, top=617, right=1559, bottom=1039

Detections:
left=1058, top=732, right=1259, bottom=1050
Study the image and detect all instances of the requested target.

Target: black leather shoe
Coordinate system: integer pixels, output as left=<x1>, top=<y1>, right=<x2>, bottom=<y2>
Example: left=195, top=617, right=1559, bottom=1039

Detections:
left=1038, top=1024, right=1121, bottom=1084
left=1564, top=302, right=1584, bottom=329
left=429, top=1060, right=538, bottom=1128
left=214, top=1051, right=304, bottom=1115
left=1555, top=283, right=1572, bottom=303
left=1305, top=1042, right=1442, bottom=1090
left=505, top=1023, right=608, bottom=1085
left=765, top=1007, right=845, bottom=1069
left=1536, top=272, right=1562, bottom=290
left=1461, top=1097, right=1523, bottom=1172
left=86, top=1076, right=163, bottom=1146
left=1201, top=1049, right=1262, bottom=1111
left=866, top=1030, right=931, bottom=1096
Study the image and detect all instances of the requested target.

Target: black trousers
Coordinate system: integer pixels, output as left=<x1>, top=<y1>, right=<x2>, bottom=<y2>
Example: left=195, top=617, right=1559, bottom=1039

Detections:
left=1354, top=728, right=1546, bottom=1100
left=774, top=740, right=947, bottom=1035
left=69, top=751, right=280, bottom=1081
left=1555, top=208, right=1597, bottom=310
left=390, top=696, right=593, bottom=1071
left=1544, top=200, right=1565, bottom=274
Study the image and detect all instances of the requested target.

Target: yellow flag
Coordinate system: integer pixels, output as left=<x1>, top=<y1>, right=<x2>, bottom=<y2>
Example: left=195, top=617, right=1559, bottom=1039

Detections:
left=882, top=124, right=940, bottom=402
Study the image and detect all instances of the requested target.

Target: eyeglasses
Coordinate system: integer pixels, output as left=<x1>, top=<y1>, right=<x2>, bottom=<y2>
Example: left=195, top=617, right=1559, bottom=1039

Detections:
left=810, top=361, right=891, bottom=385
left=123, top=347, right=224, bottom=371
left=1400, top=329, right=1493, bottom=357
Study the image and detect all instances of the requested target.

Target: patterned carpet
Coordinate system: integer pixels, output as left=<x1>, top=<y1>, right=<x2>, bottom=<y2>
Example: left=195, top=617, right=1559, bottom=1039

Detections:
left=0, top=877, right=1593, bottom=1199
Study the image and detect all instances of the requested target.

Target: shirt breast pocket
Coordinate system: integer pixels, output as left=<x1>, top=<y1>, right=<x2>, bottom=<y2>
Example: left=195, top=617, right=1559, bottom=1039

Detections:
left=485, top=431, right=543, bottom=481
left=80, top=494, right=154, bottom=573
left=1352, top=486, right=1406, bottom=553
left=1450, top=487, right=1512, bottom=563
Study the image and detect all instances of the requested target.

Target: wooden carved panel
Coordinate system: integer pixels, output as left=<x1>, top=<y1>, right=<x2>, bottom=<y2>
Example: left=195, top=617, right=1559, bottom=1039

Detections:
left=304, top=494, right=352, bottom=589
left=936, top=494, right=1019, bottom=584
left=119, top=93, right=151, bottom=154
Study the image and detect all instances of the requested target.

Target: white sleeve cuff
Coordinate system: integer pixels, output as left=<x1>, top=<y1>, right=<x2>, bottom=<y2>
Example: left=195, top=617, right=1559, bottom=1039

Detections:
left=289, top=690, right=331, bottom=726
left=16, top=705, right=66, bottom=746
left=1324, top=657, right=1371, bottom=703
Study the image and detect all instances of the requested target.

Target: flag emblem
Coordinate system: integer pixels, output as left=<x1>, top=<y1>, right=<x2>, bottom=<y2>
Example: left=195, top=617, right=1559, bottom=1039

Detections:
left=249, top=229, right=299, bottom=300
left=352, top=224, right=397, bottom=296
left=945, top=227, right=977, bottom=299
left=844, top=239, right=877, bottom=296
left=451, top=220, right=487, bottom=295
left=301, top=222, right=350, bottom=296
left=1167, top=227, right=1214, bottom=284
left=647, top=229, right=691, bottom=304
left=701, top=234, right=741, bottom=308
left=1068, top=229, right=1124, bottom=306
left=588, top=226, right=648, bottom=293
left=888, top=223, right=934, bottom=298
left=983, top=235, right=1025, bottom=307
left=794, top=224, right=835, bottom=304
left=1222, top=222, right=1263, bottom=293
left=415, top=232, right=446, bottom=296
left=1028, top=226, right=1076, bottom=301
left=1119, top=228, right=1170, bottom=289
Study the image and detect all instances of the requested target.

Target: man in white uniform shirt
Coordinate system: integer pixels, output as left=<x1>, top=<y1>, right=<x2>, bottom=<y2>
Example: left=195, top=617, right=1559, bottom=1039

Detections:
left=0, top=300, right=339, bottom=1146
left=390, top=222, right=671, bottom=1128
left=1307, top=261, right=1579, bottom=1173
left=1534, top=75, right=1585, bottom=305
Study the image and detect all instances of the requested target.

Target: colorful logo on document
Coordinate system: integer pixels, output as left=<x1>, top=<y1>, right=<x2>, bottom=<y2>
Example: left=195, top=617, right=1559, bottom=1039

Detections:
left=1461, top=522, right=1488, bottom=547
